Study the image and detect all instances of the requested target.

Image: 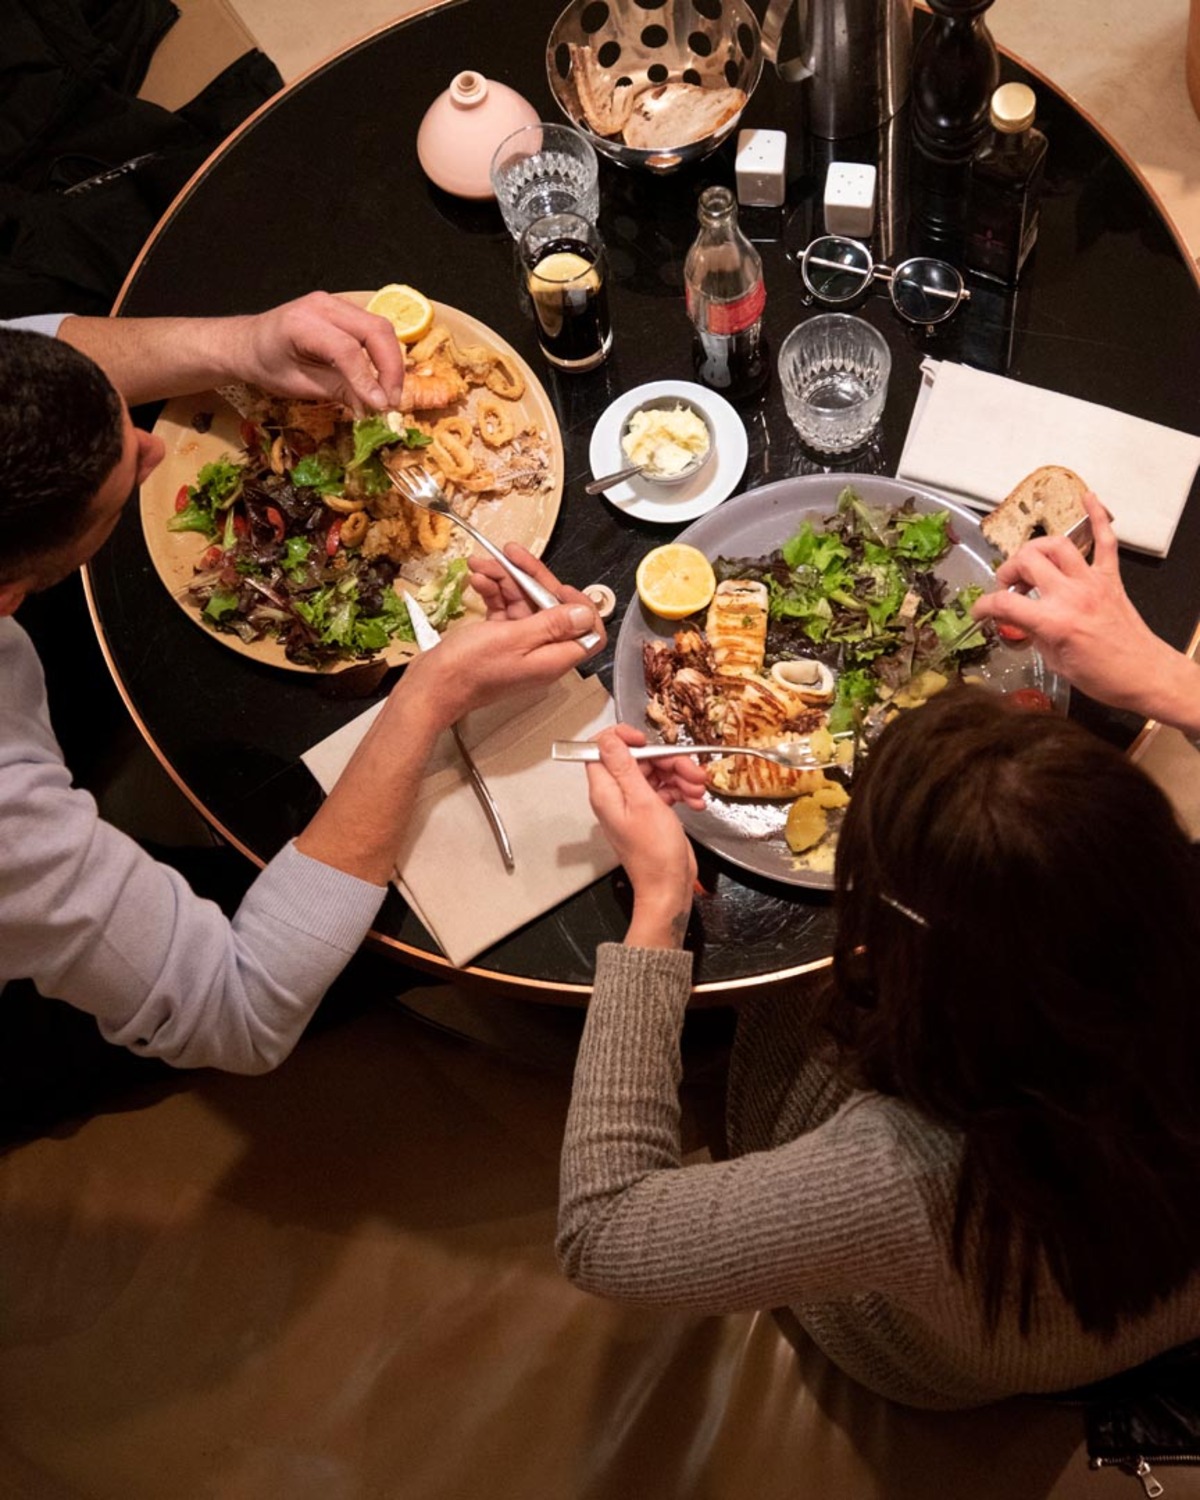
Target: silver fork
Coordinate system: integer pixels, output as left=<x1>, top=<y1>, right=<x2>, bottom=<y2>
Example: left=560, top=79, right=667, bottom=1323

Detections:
left=551, top=740, right=846, bottom=773
left=382, top=457, right=603, bottom=652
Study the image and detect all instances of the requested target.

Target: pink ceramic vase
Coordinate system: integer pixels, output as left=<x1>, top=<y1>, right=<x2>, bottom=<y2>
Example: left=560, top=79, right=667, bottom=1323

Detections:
left=417, top=71, right=540, bottom=200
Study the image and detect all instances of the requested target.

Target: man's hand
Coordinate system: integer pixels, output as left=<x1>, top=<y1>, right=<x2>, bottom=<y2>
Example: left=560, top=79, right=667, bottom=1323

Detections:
left=972, top=490, right=1200, bottom=734
left=227, top=292, right=406, bottom=411
left=468, top=542, right=596, bottom=624
left=586, top=726, right=705, bottom=951
left=404, top=551, right=604, bottom=725
left=58, top=293, right=406, bottom=409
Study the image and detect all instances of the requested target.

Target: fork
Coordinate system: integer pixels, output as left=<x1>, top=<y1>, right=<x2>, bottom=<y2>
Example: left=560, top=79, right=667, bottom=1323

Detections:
left=381, top=457, right=603, bottom=652
left=551, top=740, right=848, bottom=774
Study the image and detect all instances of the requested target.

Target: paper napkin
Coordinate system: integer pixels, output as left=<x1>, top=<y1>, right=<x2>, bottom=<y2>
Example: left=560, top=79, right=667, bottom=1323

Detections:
left=302, top=672, right=617, bottom=968
left=897, top=359, right=1200, bottom=557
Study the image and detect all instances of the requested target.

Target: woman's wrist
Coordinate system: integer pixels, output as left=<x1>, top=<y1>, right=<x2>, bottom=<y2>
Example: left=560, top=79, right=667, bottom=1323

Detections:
left=1140, top=647, right=1200, bottom=739
left=624, top=891, right=692, bottom=950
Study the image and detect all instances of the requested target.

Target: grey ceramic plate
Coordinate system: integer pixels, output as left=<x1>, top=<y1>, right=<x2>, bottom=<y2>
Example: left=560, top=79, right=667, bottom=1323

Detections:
left=612, top=474, right=1069, bottom=892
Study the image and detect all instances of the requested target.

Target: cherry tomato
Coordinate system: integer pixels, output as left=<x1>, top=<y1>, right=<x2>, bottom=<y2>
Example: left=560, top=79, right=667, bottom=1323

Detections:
left=998, top=622, right=1028, bottom=643
left=201, top=545, right=223, bottom=569
left=239, top=419, right=260, bottom=450
left=232, top=514, right=248, bottom=539
left=265, top=505, right=286, bottom=543
left=325, top=520, right=342, bottom=557
left=1007, top=688, right=1054, bottom=713
left=174, top=485, right=190, bottom=512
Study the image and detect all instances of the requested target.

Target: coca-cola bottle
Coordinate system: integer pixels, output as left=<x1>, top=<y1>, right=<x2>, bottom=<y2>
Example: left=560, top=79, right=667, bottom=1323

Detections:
left=684, top=186, right=769, bottom=401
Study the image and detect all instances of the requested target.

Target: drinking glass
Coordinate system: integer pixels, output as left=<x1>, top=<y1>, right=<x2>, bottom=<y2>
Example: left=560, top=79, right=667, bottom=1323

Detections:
left=490, top=122, right=600, bottom=240
left=518, top=213, right=613, bottom=372
left=778, top=314, right=891, bottom=454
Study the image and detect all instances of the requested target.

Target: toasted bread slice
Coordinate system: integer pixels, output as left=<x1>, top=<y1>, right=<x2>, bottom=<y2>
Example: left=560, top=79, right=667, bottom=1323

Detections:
left=981, top=466, right=1090, bottom=558
left=622, top=83, right=746, bottom=151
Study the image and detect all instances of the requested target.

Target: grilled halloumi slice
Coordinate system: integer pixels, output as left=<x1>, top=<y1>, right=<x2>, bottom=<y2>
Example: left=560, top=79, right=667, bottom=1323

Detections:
left=705, top=758, right=831, bottom=801
left=706, top=580, right=769, bottom=678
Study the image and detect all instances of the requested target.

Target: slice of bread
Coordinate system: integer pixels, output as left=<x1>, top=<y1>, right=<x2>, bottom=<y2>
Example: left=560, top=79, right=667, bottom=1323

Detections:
left=980, top=465, right=1090, bottom=558
left=622, top=83, right=746, bottom=150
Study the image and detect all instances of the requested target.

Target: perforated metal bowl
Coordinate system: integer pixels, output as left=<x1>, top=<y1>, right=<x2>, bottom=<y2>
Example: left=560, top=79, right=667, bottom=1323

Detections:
left=547, top=0, right=763, bottom=174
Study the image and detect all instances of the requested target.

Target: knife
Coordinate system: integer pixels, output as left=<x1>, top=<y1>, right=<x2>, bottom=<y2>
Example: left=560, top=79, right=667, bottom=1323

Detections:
left=402, top=591, right=516, bottom=872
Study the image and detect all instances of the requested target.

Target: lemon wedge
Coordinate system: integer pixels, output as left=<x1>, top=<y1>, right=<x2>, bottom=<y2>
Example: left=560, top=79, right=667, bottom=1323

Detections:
left=366, top=284, right=434, bottom=344
left=635, top=543, right=717, bottom=620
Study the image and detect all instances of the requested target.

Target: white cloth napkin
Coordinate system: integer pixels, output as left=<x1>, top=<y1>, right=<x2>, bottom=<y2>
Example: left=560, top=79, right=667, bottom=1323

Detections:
left=896, top=359, right=1200, bottom=557
left=302, top=672, right=617, bottom=968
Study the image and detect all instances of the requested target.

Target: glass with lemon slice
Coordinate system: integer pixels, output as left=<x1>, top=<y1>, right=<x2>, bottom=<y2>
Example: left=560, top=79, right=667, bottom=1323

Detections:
left=518, top=213, right=612, bottom=372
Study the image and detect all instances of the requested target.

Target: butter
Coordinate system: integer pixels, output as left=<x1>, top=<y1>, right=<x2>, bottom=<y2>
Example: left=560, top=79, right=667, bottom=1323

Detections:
left=621, top=404, right=710, bottom=478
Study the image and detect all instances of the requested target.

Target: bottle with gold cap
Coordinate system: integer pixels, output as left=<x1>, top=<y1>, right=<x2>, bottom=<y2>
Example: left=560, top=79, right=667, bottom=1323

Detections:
left=965, top=82, right=1048, bottom=284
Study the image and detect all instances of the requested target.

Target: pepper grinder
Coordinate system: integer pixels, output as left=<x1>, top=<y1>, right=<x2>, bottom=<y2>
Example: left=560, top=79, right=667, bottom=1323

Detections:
left=910, top=0, right=1000, bottom=254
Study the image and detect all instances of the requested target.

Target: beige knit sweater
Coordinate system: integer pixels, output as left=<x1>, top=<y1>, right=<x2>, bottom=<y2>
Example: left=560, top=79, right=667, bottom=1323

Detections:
left=557, top=944, right=1200, bottom=1409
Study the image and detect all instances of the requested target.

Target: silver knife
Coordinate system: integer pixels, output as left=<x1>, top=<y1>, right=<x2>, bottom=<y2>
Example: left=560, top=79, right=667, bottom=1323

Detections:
left=402, top=590, right=516, bottom=872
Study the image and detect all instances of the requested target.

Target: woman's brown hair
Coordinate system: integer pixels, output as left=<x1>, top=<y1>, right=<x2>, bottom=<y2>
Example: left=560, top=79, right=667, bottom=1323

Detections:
left=829, top=687, right=1200, bottom=1337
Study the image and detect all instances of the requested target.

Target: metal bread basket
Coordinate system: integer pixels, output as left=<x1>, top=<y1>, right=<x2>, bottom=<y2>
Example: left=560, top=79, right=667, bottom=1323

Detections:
left=547, top=0, right=763, bottom=174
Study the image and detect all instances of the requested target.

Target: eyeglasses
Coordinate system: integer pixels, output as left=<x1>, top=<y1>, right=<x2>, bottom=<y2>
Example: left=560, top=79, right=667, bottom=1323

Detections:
left=799, top=235, right=970, bottom=330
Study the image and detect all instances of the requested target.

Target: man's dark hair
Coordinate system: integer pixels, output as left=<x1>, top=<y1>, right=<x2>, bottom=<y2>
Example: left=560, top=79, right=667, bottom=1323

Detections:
left=827, top=686, right=1200, bottom=1340
left=0, top=329, right=124, bottom=583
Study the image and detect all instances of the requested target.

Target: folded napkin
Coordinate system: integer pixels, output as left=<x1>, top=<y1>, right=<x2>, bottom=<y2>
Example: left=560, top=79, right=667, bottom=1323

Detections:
left=302, top=672, right=617, bottom=968
left=897, top=359, right=1200, bottom=557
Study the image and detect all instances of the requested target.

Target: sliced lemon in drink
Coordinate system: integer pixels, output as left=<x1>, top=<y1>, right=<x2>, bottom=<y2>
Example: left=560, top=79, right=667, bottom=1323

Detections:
left=366, top=283, right=434, bottom=343
left=635, top=543, right=717, bottom=621
left=529, top=251, right=600, bottom=291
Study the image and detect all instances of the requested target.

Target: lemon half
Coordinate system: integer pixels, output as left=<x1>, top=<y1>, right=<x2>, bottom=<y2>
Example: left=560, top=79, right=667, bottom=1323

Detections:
left=366, top=284, right=434, bottom=344
left=635, top=543, right=717, bottom=621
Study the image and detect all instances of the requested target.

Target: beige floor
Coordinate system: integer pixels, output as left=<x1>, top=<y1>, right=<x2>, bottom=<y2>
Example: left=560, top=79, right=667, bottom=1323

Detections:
left=228, top=0, right=1200, bottom=261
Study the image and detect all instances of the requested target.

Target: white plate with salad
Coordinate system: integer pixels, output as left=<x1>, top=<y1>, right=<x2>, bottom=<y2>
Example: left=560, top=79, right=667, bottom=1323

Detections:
left=611, top=473, right=1069, bottom=892
left=139, top=300, right=563, bottom=673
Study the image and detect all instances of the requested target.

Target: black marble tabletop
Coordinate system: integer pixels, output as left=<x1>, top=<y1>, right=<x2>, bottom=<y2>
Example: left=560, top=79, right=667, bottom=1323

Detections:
left=86, top=0, right=1200, bottom=998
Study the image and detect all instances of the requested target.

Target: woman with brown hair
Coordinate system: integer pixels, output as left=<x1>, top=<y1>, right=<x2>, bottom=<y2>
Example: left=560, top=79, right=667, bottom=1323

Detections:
left=555, top=687, right=1200, bottom=1409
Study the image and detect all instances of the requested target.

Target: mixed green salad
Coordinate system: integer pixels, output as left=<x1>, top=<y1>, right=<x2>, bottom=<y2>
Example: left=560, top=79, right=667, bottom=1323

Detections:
left=713, top=487, right=989, bottom=731
left=167, top=418, right=468, bottom=668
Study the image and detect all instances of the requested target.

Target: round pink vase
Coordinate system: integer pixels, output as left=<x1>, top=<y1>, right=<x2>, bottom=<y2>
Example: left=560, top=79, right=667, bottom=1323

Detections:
left=417, top=71, right=540, bottom=200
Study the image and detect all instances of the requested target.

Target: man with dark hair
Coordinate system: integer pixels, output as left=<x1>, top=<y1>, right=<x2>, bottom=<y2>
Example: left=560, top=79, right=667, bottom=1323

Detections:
left=0, top=299, right=603, bottom=1079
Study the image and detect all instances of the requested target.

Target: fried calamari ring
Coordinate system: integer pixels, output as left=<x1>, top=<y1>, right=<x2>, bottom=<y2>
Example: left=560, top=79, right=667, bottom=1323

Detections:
left=339, top=510, right=369, bottom=546
left=416, top=507, right=453, bottom=552
left=476, top=396, right=515, bottom=448
left=429, top=418, right=476, bottom=483
left=484, top=354, right=524, bottom=401
left=408, top=325, right=451, bottom=364
left=433, top=415, right=473, bottom=446
left=325, top=494, right=367, bottom=515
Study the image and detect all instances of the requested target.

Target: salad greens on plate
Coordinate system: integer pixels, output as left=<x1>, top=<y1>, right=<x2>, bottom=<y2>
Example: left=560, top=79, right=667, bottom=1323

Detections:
left=167, top=420, right=465, bottom=668
left=712, top=486, right=989, bottom=731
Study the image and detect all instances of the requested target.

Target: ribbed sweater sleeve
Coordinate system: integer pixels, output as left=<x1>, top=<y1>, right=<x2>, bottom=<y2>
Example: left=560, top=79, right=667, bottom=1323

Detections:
left=557, top=943, right=944, bottom=1314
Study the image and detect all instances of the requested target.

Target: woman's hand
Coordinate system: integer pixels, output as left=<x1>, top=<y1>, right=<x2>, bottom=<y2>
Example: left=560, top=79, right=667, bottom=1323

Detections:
left=586, top=726, right=706, bottom=950
left=972, top=490, right=1200, bottom=734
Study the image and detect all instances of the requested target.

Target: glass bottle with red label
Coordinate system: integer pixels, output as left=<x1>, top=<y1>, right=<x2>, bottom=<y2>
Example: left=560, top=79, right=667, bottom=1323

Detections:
left=684, top=186, right=769, bottom=401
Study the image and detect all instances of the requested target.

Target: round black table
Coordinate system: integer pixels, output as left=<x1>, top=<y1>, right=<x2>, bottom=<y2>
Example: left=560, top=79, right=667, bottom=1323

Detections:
left=86, top=0, right=1200, bottom=999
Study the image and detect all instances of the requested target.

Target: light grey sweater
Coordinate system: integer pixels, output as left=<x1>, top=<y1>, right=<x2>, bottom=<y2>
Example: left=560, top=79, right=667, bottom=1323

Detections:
left=558, top=943, right=1200, bottom=1409
left=1, top=616, right=386, bottom=1074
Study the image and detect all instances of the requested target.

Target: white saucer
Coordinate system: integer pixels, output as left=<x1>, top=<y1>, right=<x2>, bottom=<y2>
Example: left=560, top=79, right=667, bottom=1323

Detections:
left=588, top=380, right=748, bottom=523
